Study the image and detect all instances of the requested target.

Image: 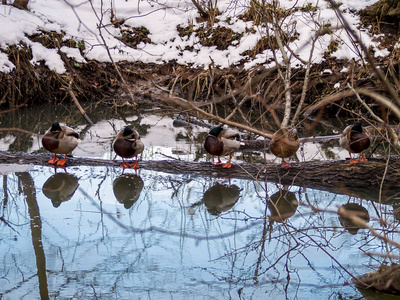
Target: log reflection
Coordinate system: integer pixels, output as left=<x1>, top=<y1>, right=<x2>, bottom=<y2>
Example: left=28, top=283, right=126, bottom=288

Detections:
left=42, top=173, right=79, bottom=207
left=113, top=174, right=144, bottom=209
left=17, top=172, right=49, bottom=300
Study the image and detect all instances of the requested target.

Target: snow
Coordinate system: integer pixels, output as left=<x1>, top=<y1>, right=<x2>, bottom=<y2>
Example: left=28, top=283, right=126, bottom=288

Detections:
left=0, top=0, right=382, bottom=73
left=30, top=42, right=66, bottom=73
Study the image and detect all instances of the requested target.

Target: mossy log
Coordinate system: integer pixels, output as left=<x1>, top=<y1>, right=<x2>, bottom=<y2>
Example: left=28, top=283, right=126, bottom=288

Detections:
left=1, top=151, right=400, bottom=201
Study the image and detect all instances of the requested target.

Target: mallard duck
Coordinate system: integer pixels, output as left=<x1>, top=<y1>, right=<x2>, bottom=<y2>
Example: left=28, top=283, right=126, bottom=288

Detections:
left=42, top=122, right=80, bottom=166
left=339, top=123, right=371, bottom=164
left=204, top=125, right=241, bottom=168
left=113, top=127, right=144, bottom=169
left=269, top=127, right=300, bottom=167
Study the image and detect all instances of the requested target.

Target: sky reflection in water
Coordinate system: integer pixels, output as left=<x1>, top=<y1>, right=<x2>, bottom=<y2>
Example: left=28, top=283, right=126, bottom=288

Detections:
left=0, top=164, right=394, bottom=299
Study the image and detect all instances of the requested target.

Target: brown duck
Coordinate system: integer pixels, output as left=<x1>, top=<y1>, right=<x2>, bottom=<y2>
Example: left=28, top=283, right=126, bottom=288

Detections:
left=42, top=122, right=80, bottom=166
left=269, top=127, right=300, bottom=167
left=204, top=125, right=241, bottom=169
left=339, top=123, right=371, bottom=164
left=113, top=127, right=144, bottom=169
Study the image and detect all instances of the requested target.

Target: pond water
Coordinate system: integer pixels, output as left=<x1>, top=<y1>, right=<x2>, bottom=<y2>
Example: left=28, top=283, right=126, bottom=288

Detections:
left=0, top=104, right=399, bottom=299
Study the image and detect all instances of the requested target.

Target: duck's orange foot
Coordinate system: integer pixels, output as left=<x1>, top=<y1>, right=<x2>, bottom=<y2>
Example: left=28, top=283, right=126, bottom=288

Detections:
left=349, top=158, right=359, bottom=164
left=48, top=158, right=58, bottom=164
left=359, top=157, right=368, bottom=162
left=48, top=154, right=58, bottom=164
left=222, top=162, right=232, bottom=168
left=130, top=161, right=140, bottom=169
left=281, top=160, right=292, bottom=167
left=56, top=155, right=68, bottom=166
left=57, top=159, right=67, bottom=166
left=120, top=161, right=130, bottom=168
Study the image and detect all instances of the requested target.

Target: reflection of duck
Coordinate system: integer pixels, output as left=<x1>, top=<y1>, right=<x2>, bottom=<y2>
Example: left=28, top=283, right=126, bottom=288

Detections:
left=202, top=183, right=240, bottom=215
left=113, top=127, right=144, bottom=169
left=340, top=123, right=371, bottom=164
left=42, top=122, right=80, bottom=166
left=204, top=125, right=241, bottom=168
left=113, top=174, right=144, bottom=209
left=42, top=173, right=79, bottom=207
left=269, top=127, right=300, bottom=167
left=338, top=203, right=370, bottom=234
left=268, top=188, right=298, bottom=222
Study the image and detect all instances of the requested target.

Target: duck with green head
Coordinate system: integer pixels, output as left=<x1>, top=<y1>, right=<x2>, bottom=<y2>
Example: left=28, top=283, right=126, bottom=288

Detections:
left=340, top=123, right=371, bottom=164
left=113, top=127, right=144, bottom=169
left=204, top=125, right=241, bottom=168
left=269, top=127, right=300, bottom=167
left=42, top=122, right=80, bottom=166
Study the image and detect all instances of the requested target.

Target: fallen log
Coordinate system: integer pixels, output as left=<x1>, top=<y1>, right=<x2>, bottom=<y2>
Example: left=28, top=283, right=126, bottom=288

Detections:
left=1, top=151, right=400, bottom=201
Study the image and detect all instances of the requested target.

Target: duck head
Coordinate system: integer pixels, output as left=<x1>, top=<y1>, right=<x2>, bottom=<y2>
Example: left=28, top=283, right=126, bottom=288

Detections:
left=208, top=126, right=223, bottom=137
left=50, top=122, right=62, bottom=134
left=351, top=123, right=363, bottom=133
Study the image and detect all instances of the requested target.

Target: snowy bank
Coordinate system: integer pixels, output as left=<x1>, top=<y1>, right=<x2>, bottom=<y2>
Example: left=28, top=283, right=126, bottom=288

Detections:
left=0, top=0, right=385, bottom=73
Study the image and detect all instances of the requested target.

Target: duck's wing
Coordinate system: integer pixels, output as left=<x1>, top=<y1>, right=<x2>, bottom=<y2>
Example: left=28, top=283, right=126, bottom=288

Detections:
left=63, top=126, right=80, bottom=140
left=220, top=129, right=240, bottom=140
left=133, top=138, right=145, bottom=155
left=339, top=125, right=352, bottom=152
left=220, top=130, right=241, bottom=155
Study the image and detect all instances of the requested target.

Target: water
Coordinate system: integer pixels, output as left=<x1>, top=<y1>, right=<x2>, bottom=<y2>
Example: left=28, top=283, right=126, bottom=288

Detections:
left=0, top=105, right=399, bottom=299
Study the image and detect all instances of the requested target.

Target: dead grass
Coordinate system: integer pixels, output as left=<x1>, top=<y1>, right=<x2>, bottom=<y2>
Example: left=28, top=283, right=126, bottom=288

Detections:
left=240, top=0, right=291, bottom=25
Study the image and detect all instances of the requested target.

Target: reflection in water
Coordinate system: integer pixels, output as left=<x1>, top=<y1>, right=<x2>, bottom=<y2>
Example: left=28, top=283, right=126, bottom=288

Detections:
left=202, top=182, right=240, bottom=215
left=1, top=166, right=398, bottom=299
left=17, top=173, right=49, bottom=300
left=113, top=174, right=144, bottom=209
left=338, top=203, right=370, bottom=234
left=42, top=173, right=79, bottom=207
left=268, top=188, right=298, bottom=222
